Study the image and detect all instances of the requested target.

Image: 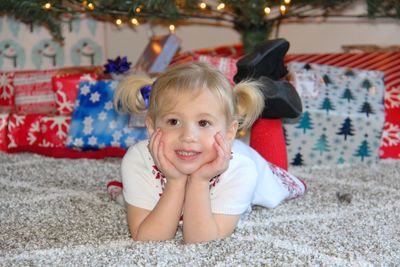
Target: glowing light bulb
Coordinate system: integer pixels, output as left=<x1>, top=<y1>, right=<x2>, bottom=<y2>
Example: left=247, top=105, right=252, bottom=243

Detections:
left=87, top=2, right=95, bottom=10
left=116, top=19, right=122, bottom=26
left=217, top=3, right=225, bottom=10
left=280, top=5, right=286, bottom=14
left=43, top=3, right=51, bottom=9
left=131, top=18, right=139, bottom=25
left=199, top=2, right=207, bottom=9
left=169, top=24, right=176, bottom=32
left=135, top=7, right=141, bottom=13
left=284, top=0, right=291, bottom=4
left=264, top=7, right=271, bottom=15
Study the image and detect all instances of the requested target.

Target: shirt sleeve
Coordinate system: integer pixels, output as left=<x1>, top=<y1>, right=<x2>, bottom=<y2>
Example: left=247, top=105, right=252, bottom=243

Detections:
left=210, top=155, right=258, bottom=215
left=121, top=141, right=159, bottom=211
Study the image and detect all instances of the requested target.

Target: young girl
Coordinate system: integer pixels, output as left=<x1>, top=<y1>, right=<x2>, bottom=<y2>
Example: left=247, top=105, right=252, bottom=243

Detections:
left=113, top=61, right=306, bottom=244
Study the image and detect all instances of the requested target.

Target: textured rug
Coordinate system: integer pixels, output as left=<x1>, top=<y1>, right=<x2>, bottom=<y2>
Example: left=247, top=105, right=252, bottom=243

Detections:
left=1, top=152, right=399, bottom=266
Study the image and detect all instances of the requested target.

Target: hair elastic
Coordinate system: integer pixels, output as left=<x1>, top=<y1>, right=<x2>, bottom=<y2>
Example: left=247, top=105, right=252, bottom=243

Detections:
left=140, top=84, right=152, bottom=109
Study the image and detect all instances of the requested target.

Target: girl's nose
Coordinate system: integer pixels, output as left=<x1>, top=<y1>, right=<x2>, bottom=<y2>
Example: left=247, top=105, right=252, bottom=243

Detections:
left=180, top=125, right=198, bottom=142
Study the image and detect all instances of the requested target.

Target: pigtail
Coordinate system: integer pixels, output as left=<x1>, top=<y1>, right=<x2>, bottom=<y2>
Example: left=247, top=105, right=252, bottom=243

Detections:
left=114, top=75, right=153, bottom=115
left=233, top=80, right=265, bottom=130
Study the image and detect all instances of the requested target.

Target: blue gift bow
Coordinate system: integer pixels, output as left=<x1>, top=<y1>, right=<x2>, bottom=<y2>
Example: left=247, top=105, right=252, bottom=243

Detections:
left=140, top=84, right=152, bottom=109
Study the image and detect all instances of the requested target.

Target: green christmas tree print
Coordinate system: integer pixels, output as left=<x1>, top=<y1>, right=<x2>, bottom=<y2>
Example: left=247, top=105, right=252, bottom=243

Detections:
left=323, top=74, right=333, bottom=85
left=291, top=152, right=304, bottom=166
left=344, top=69, right=355, bottom=77
left=359, top=101, right=375, bottom=117
left=320, top=97, right=335, bottom=114
left=313, top=133, right=330, bottom=155
left=296, top=111, right=313, bottom=134
left=341, top=88, right=356, bottom=102
left=362, top=79, right=373, bottom=91
left=354, top=139, right=371, bottom=161
left=303, top=63, right=312, bottom=70
left=337, top=156, right=345, bottom=164
left=337, top=117, right=355, bottom=140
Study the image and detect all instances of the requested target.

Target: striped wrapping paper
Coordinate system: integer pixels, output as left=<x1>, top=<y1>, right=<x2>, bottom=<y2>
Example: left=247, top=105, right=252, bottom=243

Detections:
left=285, top=52, right=400, bottom=159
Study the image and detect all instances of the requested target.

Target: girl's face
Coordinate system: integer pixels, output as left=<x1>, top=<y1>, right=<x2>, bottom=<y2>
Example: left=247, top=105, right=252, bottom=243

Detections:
left=146, top=88, right=238, bottom=175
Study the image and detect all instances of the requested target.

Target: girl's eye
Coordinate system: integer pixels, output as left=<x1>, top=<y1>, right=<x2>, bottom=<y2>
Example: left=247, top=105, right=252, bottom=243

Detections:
left=167, top=118, right=179, bottom=126
left=199, top=120, right=211, bottom=127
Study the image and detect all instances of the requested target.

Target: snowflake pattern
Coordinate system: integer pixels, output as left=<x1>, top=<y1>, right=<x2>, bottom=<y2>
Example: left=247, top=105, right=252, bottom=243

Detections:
left=0, top=115, right=8, bottom=149
left=0, top=72, right=14, bottom=101
left=0, top=115, right=7, bottom=132
left=381, top=122, right=400, bottom=147
left=7, top=115, right=43, bottom=149
left=27, top=120, right=41, bottom=145
left=385, top=85, right=400, bottom=109
left=41, top=116, right=70, bottom=139
left=55, top=88, right=75, bottom=114
left=67, top=80, right=147, bottom=150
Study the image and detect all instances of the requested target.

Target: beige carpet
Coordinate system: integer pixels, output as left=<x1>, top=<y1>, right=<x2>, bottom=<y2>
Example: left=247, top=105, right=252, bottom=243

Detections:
left=1, top=152, right=399, bottom=266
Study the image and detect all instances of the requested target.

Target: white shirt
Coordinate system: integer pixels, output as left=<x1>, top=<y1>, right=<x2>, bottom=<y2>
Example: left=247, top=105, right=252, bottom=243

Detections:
left=122, top=139, right=302, bottom=215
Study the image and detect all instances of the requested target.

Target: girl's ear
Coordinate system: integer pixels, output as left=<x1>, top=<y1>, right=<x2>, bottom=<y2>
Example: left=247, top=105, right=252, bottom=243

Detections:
left=145, top=117, right=155, bottom=136
left=226, top=120, right=239, bottom=144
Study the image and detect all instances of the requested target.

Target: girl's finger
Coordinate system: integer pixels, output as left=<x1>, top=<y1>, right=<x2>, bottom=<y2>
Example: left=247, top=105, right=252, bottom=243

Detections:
left=215, top=132, right=229, bottom=160
left=157, top=140, right=170, bottom=171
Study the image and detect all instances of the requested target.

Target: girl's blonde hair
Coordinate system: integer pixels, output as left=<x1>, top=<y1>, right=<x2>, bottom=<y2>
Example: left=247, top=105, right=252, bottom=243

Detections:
left=114, top=61, right=265, bottom=131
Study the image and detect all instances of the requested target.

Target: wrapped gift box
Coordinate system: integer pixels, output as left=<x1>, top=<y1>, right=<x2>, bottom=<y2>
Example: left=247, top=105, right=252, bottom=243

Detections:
left=194, top=54, right=237, bottom=85
left=135, top=34, right=181, bottom=74
left=284, top=62, right=385, bottom=166
left=39, top=115, right=71, bottom=148
left=0, top=113, right=9, bottom=152
left=0, top=72, right=15, bottom=113
left=285, top=52, right=400, bottom=159
left=67, top=80, right=148, bottom=150
left=14, top=70, right=57, bottom=114
left=52, top=72, right=97, bottom=115
left=7, top=113, right=44, bottom=150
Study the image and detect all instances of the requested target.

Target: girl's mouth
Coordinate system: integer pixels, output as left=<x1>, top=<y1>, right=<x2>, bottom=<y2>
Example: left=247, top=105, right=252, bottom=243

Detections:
left=175, top=150, right=200, bottom=161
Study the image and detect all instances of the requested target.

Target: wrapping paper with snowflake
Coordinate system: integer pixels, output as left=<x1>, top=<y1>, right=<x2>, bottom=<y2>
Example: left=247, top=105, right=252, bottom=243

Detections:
left=284, top=62, right=385, bottom=166
left=67, top=80, right=148, bottom=150
left=0, top=113, right=9, bottom=151
left=0, top=72, right=15, bottom=112
left=39, top=115, right=71, bottom=148
left=285, top=52, right=400, bottom=159
left=14, top=70, right=57, bottom=114
left=52, top=72, right=97, bottom=115
left=7, top=114, right=44, bottom=150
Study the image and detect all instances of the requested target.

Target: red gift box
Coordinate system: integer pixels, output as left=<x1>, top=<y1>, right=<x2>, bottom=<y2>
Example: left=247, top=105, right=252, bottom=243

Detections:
left=0, top=113, right=9, bottom=152
left=52, top=73, right=97, bottom=115
left=7, top=113, right=44, bottom=150
left=39, top=115, right=71, bottom=148
left=0, top=72, right=15, bottom=113
left=14, top=70, right=57, bottom=114
left=285, top=52, right=400, bottom=159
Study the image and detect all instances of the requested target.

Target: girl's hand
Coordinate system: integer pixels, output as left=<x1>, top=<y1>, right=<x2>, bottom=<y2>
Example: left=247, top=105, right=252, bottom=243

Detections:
left=148, top=129, right=188, bottom=182
left=191, top=132, right=231, bottom=183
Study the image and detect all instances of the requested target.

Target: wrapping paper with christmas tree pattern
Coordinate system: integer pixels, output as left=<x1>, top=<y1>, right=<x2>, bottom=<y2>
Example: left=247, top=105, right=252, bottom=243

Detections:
left=284, top=62, right=385, bottom=166
left=285, top=52, right=400, bottom=159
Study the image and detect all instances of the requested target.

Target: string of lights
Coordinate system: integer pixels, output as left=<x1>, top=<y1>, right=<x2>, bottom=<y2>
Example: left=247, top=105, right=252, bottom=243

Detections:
left=1, top=0, right=399, bottom=51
